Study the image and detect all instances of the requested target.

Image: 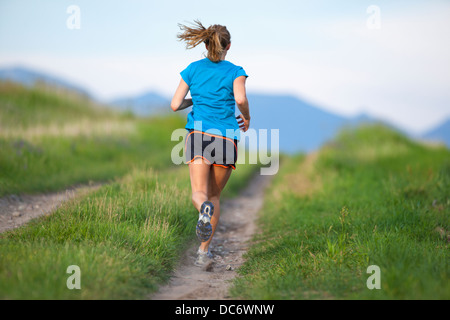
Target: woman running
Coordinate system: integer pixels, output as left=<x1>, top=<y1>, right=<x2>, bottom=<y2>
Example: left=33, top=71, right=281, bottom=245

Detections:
left=171, top=20, right=250, bottom=267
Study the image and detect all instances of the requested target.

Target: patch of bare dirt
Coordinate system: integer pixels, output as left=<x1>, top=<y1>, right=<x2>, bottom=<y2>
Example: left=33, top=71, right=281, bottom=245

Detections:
left=150, top=173, right=272, bottom=300
left=0, top=184, right=101, bottom=234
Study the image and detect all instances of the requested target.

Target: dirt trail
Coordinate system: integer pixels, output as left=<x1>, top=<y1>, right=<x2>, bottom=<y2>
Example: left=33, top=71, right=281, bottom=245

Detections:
left=0, top=184, right=101, bottom=234
left=151, top=173, right=271, bottom=300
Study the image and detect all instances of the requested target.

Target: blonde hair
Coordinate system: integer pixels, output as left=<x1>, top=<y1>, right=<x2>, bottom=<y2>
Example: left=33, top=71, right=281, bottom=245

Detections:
left=177, top=20, right=231, bottom=63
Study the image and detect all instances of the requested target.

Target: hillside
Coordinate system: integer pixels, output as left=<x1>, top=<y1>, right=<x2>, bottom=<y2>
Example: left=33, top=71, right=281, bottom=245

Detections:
left=422, top=118, right=450, bottom=147
left=0, top=66, right=91, bottom=98
left=0, top=81, right=112, bottom=129
left=232, top=124, right=450, bottom=299
left=0, top=81, right=185, bottom=196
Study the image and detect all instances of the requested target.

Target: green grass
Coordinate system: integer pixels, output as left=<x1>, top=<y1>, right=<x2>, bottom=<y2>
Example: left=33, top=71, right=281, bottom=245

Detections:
left=0, top=82, right=186, bottom=196
left=0, top=165, right=258, bottom=300
left=0, top=81, right=113, bottom=128
left=0, top=116, right=186, bottom=196
left=0, top=168, right=194, bottom=299
left=231, top=124, right=449, bottom=300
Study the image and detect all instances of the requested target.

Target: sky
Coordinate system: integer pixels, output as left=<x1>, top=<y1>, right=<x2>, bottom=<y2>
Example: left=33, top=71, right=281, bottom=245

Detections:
left=0, top=0, right=449, bottom=134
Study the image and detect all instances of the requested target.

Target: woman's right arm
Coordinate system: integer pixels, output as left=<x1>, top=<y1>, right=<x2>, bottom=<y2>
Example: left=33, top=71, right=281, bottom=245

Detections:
left=233, top=76, right=250, bottom=132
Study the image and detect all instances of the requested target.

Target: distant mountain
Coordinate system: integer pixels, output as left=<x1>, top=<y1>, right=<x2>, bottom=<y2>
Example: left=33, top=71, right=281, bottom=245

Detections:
left=0, top=66, right=91, bottom=97
left=243, top=93, right=377, bottom=153
left=421, top=118, right=450, bottom=147
left=108, top=91, right=171, bottom=116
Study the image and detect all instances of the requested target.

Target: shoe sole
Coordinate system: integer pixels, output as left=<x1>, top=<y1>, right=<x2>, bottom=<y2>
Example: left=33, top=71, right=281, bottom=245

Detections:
left=196, top=201, right=214, bottom=242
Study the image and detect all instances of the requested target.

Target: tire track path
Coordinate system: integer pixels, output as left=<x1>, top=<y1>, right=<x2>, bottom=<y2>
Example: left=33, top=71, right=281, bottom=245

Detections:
left=0, top=184, right=101, bottom=234
left=151, top=173, right=271, bottom=300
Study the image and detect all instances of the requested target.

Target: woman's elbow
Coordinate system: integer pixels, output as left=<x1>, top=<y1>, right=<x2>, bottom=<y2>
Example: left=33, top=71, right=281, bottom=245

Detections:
left=170, top=101, right=178, bottom=112
left=235, top=97, right=248, bottom=106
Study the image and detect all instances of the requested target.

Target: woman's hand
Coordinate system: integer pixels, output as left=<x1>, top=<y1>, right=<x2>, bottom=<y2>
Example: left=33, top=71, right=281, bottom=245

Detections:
left=234, top=76, right=250, bottom=132
left=178, top=98, right=193, bottom=111
left=236, top=114, right=250, bottom=132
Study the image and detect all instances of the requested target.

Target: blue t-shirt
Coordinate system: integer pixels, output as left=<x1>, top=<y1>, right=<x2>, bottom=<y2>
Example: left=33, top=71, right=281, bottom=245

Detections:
left=180, top=58, right=248, bottom=140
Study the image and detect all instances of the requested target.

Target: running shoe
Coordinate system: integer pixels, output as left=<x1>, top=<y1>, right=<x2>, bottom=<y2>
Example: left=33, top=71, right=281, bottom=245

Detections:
left=194, top=248, right=214, bottom=267
left=196, top=201, right=214, bottom=242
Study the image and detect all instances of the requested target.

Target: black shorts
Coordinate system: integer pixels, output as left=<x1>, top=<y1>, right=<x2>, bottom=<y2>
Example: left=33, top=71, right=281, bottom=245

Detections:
left=185, top=130, right=238, bottom=169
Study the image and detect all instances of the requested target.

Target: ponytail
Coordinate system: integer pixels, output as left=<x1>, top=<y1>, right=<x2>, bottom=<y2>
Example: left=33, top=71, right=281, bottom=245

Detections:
left=177, top=20, right=231, bottom=62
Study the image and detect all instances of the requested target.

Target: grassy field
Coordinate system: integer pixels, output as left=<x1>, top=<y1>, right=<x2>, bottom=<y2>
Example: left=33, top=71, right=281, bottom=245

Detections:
left=0, top=82, right=259, bottom=299
left=231, top=125, right=449, bottom=299
left=0, top=168, right=193, bottom=299
left=3, top=82, right=447, bottom=300
left=0, top=82, right=188, bottom=196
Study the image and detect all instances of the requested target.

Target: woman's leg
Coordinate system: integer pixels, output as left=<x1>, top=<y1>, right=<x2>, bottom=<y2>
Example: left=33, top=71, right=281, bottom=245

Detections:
left=189, top=159, right=211, bottom=211
left=199, top=165, right=232, bottom=252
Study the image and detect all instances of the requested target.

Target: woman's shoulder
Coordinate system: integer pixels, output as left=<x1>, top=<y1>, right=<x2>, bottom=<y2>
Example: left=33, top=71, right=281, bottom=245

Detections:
left=185, top=59, right=245, bottom=73
left=223, top=61, right=247, bottom=77
left=222, top=60, right=242, bottom=68
left=185, top=58, right=207, bottom=68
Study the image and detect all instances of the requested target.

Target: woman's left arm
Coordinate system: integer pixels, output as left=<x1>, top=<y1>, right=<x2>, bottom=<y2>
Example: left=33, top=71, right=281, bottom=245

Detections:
left=171, top=78, right=192, bottom=112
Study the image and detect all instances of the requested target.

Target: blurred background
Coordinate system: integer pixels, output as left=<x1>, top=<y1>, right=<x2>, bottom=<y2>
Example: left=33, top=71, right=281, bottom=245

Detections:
left=1, top=0, right=449, bottom=154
